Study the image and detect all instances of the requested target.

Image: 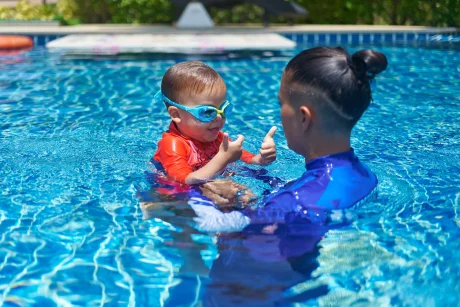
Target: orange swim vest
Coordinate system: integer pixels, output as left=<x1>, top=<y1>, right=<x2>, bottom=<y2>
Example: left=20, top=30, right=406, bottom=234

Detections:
left=154, top=122, right=255, bottom=183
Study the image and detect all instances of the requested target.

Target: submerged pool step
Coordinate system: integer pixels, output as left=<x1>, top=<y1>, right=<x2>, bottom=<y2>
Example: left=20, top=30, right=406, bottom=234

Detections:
left=46, top=33, right=296, bottom=55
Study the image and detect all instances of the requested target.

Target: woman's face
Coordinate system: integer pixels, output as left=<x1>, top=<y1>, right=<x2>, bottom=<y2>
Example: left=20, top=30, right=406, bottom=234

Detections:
left=278, top=79, right=306, bottom=156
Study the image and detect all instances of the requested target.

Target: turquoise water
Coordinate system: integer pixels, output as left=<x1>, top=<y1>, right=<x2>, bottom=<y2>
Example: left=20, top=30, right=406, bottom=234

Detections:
left=1, top=43, right=459, bottom=306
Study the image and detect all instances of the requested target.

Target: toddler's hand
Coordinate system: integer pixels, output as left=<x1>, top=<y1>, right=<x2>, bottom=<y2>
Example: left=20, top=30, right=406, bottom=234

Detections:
left=259, top=126, right=277, bottom=165
left=219, top=133, right=244, bottom=163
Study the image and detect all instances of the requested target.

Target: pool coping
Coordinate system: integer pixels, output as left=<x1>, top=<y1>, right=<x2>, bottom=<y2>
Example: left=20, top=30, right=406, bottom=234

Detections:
left=0, top=24, right=458, bottom=35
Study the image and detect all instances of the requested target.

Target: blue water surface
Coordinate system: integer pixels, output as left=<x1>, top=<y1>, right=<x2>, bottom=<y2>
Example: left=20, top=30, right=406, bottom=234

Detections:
left=0, top=42, right=459, bottom=306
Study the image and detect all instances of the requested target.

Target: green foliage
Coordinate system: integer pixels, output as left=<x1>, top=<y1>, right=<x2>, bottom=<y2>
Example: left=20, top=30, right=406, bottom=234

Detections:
left=55, top=0, right=173, bottom=24
left=209, top=0, right=459, bottom=27
left=111, top=0, right=172, bottom=24
left=292, top=0, right=459, bottom=27
left=56, top=0, right=78, bottom=21
left=210, top=4, right=264, bottom=24
left=293, top=0, right=375, bottom=25
left=0, top=0, right=458, bottom=27
left=0, top=0, right=56, bottom=21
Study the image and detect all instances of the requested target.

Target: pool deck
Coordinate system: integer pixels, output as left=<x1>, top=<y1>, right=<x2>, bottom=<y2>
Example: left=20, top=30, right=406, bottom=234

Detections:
left=0, top=24, right=458, bottom=35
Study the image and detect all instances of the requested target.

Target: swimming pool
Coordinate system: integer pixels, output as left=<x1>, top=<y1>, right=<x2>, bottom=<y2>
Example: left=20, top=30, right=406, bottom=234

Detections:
left=1, top=41, right=459, bottom=306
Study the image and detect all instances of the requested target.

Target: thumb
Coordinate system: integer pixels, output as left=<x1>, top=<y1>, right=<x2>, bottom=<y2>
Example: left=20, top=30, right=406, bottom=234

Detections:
left=234, top=134, right=245, bottom=145
left=222, top=133, right=229, bottom=150
left=264, top=126, right=277, bottom=141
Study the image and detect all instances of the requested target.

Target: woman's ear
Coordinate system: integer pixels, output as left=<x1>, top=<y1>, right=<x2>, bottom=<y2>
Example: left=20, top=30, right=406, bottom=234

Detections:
left=299, top=105, right=312, bottom=131
left=168, top=107, right=181, bottom=124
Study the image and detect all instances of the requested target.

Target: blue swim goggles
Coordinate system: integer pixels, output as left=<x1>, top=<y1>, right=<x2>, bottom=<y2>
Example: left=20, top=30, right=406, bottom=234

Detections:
left=155, top=91, right=233, bottom=123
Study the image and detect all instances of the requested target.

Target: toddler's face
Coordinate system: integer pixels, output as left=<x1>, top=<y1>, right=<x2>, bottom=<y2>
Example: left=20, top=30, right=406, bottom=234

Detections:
left=175, top=88, right=227, bottom=143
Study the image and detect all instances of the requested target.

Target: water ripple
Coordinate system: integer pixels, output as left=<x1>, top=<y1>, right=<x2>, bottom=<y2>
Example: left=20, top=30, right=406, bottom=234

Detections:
left=0, top=45, right=459, bottom=305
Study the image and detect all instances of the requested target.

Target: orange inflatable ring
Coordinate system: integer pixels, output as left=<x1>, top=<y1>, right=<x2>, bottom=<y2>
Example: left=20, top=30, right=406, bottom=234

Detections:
left=0, top=35, right=34, bottom=51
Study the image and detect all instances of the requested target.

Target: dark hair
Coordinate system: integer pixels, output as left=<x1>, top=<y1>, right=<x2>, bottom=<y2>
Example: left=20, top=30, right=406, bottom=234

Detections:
left=283, top=47, right=387, bottom=130
left=161, top=61, right=225, bottom=104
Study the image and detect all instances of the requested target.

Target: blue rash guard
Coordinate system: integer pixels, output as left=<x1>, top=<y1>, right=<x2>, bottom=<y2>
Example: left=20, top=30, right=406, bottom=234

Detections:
left=189, top=149, right=378, bottom=233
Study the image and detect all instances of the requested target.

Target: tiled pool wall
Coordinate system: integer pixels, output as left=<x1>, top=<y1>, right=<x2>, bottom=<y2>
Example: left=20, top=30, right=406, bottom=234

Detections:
left=282, top=32, right=459, bottom=44
left=18, top=31, right=460, bottom=47
left=30, top=35, right=63, bottom=46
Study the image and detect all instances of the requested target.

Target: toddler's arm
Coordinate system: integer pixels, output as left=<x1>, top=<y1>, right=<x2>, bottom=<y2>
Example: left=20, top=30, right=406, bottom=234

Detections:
left=184, top=133, right=244, bottom=185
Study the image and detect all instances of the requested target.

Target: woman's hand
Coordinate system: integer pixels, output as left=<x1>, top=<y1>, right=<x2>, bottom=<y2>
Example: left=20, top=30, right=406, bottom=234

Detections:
left=200, top=179, right=256, bottom=211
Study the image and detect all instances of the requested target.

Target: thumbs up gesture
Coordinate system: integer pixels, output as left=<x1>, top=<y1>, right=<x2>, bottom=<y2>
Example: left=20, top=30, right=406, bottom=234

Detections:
left=259, top=126, right=277, bottom=165
left=219, top=133, right=244, bottom=163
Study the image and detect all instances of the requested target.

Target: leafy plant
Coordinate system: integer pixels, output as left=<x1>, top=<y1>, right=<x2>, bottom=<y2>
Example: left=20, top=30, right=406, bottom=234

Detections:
left=0, top=0, right=56, bottom=21
left=0, top=0, right=458, bottom=27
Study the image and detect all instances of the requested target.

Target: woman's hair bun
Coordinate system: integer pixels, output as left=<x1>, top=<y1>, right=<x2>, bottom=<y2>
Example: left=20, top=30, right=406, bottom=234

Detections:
left=352, top=50, right=388, bottom=80
left=283, top=46, right=388, bottom=130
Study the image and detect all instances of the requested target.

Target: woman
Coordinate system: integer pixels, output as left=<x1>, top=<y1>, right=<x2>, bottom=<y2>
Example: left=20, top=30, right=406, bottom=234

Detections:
left=189, top=46, right=389, bottom=306
left=191, top=46, right=388, bottom=231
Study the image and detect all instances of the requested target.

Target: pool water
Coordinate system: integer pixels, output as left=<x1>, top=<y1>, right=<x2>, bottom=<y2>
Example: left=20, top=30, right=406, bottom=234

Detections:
left=1, top=43, right=459, bottom=306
